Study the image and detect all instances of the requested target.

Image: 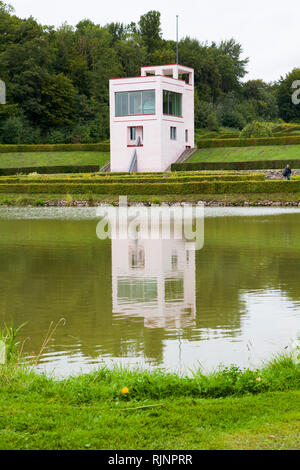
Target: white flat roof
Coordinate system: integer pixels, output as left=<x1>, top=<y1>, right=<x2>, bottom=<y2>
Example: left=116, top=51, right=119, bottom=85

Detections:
left=141, top=64, right=194, bottom=72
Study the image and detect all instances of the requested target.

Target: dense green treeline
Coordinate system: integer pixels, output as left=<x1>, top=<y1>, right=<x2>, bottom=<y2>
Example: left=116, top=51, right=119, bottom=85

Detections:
left=0, top=1, right=300, bottom=144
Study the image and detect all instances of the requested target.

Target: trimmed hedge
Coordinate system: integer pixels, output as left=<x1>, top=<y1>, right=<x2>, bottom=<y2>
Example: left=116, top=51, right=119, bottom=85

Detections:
left=197, top=136, right=300, bottom=148
left=0, top=174, right=266, bottom=185
left=0, top=143, right=110, bottom=153
left=172, top=159, right=300, bottom=171
left=0, top=180, right=299, bottom=195
left=0, top=165, right=101, bottom=176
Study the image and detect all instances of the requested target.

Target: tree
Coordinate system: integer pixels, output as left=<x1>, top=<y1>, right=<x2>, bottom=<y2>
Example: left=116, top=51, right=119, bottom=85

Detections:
left=39, top=73, right=76, bottom=128
left=138, top=11, right=163, bottom=54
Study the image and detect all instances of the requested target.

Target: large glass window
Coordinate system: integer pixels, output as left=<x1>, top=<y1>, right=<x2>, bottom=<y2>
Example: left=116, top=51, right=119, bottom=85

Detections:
left=163, top=90, right=182, bottom=116
left=115, top=90, right=155, bottom=116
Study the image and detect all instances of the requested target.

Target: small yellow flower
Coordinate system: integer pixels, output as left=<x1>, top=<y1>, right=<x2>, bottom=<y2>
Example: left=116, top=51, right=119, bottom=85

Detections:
left=256, top=377, right=262, bottom=382
left=121, top=387, right=129, bottom=395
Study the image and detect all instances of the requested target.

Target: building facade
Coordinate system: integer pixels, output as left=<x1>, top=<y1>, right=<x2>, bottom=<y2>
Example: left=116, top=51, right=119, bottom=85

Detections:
left=109, top=64, right=194, bottom=172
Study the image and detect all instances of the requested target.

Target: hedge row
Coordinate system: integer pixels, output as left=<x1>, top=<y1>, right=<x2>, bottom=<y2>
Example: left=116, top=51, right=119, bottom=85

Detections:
left=171, top=159, right=300, bottom=171
left=0, top=143, right=110, bottom=153
left=197, top=136, right=300, bottom=148
left=0, top=180, right=299, bottom=195
left=0, top=174, right=265, bottom=185
left=0, top=165, right=101, bottom=176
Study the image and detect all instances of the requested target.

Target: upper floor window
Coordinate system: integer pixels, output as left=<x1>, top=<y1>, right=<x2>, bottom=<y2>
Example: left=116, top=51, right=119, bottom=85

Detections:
left=115, top=90, right=155, bottom=116
left=163, top=90, right=182, bottom=117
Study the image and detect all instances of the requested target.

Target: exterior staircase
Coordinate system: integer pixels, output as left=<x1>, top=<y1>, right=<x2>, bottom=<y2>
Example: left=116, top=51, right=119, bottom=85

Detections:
left=165, top=147, right=197, bottom=171
left=100, top=162, right=110, bottom=172
left=128, top=149, right=137, bottom=172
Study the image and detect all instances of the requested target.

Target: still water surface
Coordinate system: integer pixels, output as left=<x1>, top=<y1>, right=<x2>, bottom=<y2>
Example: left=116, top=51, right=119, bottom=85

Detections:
left=0, top=207, right=299, bottom=376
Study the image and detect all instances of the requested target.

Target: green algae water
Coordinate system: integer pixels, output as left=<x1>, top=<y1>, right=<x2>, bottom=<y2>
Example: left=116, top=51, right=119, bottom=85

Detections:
left=0, top=207, right=299, bottom=376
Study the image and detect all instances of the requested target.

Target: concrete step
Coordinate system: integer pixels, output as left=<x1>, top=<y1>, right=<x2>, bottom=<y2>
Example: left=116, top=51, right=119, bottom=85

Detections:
left=165, top=147, right=197, bottom=171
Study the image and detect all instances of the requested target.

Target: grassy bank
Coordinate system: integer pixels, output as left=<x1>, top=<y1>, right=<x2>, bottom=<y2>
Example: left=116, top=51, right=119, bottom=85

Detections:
left=0, top=151, right=109, bottom=169
left=0, top=357, right=299, bottom=450
left=189, top=145, right=300, bottom=162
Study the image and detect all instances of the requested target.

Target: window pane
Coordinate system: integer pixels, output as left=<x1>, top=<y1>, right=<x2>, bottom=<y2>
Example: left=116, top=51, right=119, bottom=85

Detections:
left=115, top=92, right=128, bottom=116
left=169, top=93, right=174, bottom=115
left=163, top=91, right=182, bottom=116
left=116, top=90, right=155, bottom=116
left=163, top=90, right=168, bottom=114
left=130, top=92, right=142, bottom=115
left=130, top=127, right=136, bottom=140
left=142, top=90, right=155, bottom=114
left=176, top=93, right=182, bottom=116
left=170, top=126, right=176, bottom=140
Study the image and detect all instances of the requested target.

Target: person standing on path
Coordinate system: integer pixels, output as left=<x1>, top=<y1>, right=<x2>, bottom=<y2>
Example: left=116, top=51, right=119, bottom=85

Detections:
left=282, top=164, right=292, bottom=180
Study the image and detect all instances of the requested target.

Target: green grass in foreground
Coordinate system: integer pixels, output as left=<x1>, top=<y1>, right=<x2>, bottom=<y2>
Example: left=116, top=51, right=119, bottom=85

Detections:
left=0, top=152, right=109, bottom=168
left=190, top=145, right=300, bottom=162
left=0, top=357, right=299, bottom=450
left=1, top=192, right=300, bottom=206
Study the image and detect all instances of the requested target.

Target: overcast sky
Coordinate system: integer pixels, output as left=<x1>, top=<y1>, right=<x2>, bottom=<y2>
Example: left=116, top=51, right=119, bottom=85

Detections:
left=7, top=0, right=300, bottom=83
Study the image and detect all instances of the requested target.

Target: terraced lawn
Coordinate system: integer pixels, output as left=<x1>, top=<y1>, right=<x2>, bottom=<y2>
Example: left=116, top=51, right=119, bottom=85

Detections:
left=0, top=151, right=110, bottom=168
left=189, top=145, right=300, bottom=162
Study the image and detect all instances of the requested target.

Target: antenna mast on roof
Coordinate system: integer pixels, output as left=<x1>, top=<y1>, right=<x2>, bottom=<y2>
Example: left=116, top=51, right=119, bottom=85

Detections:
left=176, top=15, right=179, bottom=65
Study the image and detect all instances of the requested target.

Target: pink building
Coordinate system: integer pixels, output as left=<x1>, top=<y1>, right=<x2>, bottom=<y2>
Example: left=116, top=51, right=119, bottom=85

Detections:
left=109, top=64, right=194, bottom=172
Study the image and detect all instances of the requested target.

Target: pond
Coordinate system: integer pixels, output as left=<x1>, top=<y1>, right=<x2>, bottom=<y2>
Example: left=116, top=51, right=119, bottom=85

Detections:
left=0, top=206, right=299, bottom=377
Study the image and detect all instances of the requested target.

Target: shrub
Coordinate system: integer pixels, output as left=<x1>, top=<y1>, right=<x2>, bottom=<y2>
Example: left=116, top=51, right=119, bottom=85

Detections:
left=0, top=165, right=100, bottom=176
left=0, top=117, right=24, bottom=144
left=240, top=121, right=273, bottom=138
left=0, top=174, right=266, bottom=184
left=46, top=129, right=66, bottom=144
left=197, top=135, right=300, bottom=148
left=0, top=143, right=110, bottom=153
left=207, top=112, right=219, bottom=131
left=172, top=159, right=300, bottom=171
left=1, top=180, right=300, bottom=195
left=220, top=109, right=246, bottom=130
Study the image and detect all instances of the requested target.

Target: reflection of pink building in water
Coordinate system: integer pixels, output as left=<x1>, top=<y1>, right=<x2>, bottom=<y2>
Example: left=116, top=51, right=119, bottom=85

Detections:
left=112, top=238, right=196, bottom=329
left=109, top=64, right=194, bottom=172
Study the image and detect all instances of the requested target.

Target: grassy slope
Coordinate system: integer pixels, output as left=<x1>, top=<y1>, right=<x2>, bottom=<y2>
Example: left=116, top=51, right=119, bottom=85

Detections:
left=190, top=145, right=300, bottom=162
left=0, top=390, right=299, bottom=450
left=0, top=152, right=110, bottom=168
left=0, top=361, right=299, bottom=450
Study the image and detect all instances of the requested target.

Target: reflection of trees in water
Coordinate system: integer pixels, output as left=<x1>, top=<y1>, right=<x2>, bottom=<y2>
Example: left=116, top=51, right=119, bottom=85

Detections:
left=194, top=214, right=300, bottom=334
left=0, top=214, right=300, bottom=364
